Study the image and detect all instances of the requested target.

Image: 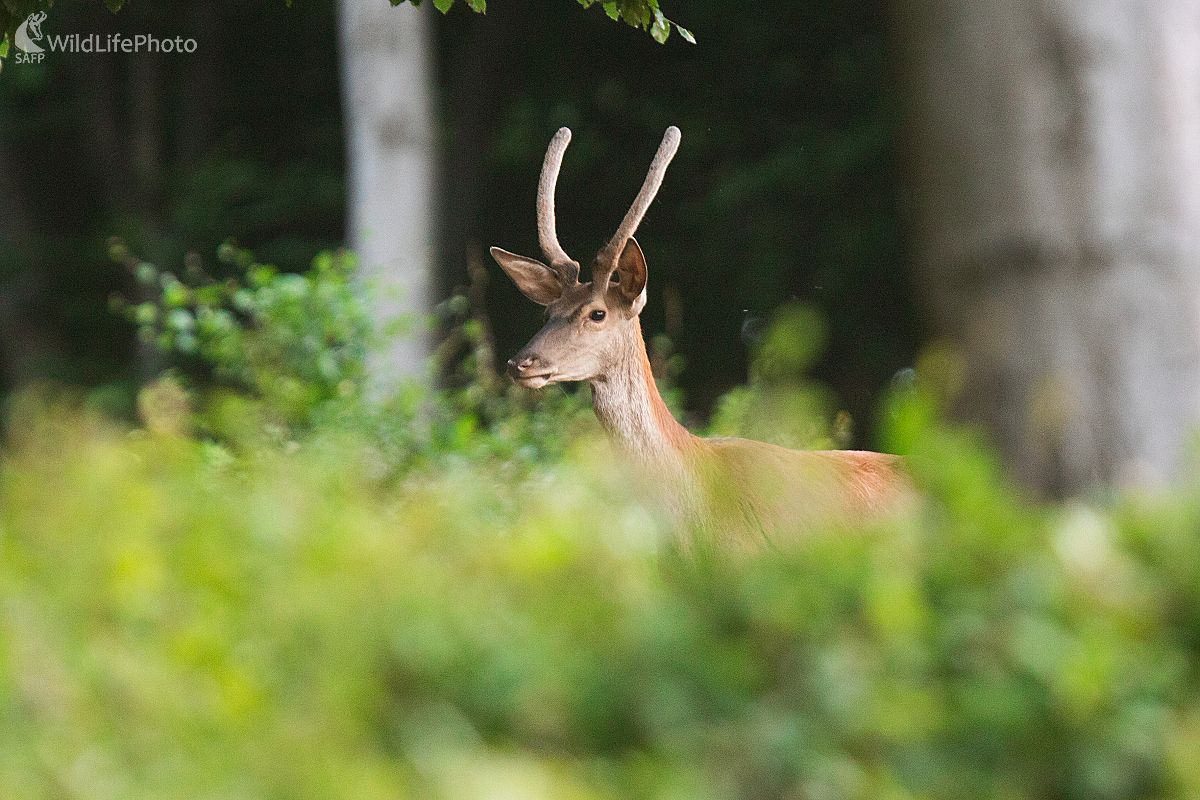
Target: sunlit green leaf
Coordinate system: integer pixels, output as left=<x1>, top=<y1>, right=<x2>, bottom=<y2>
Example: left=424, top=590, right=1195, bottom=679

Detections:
left=649, top=8, right=669, bottom=42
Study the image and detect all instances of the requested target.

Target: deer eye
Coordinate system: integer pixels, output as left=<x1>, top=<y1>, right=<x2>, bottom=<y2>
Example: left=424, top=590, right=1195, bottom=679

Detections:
left=589, top=309, right=606, bottom=323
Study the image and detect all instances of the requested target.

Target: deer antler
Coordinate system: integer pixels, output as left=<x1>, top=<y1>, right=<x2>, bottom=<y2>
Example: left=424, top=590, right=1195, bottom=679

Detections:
left=537, top=127, right=580, bottom=285
left=593, top=126, right=681, bottom=283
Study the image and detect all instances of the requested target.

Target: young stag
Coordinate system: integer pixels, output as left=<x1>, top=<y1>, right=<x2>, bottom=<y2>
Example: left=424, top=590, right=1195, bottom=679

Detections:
left=491, top=127, right=910, bottom=549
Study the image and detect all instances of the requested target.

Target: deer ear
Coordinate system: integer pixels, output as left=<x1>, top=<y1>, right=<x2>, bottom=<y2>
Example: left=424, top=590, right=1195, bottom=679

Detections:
left=615, top=237, right=648, bottom=315
left=490, top=247, right=563, bottom=306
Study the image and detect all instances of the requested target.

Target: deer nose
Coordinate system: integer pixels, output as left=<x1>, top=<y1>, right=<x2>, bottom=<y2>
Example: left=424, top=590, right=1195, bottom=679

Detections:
left=507, top=355, right=536, bottom=379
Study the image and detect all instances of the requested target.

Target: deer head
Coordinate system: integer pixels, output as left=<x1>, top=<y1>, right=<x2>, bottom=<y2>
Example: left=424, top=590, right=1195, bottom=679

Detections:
left=491, top=126, right=681, bottom=388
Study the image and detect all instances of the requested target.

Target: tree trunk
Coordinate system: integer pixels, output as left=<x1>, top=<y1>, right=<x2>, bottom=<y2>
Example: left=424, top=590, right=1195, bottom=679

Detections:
left=892, top=0, right=1200, bottom=494
left=338, top=0, right=437, bottom=392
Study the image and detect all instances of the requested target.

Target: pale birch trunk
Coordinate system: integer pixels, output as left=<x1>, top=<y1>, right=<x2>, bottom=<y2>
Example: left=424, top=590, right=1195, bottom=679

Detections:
left=338, top=0, right=437, bottom=392
left=892, top=0, right=1200, bottom=494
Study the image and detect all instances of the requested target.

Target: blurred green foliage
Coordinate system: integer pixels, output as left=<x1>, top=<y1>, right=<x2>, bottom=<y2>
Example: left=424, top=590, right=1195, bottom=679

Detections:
left=5, top=369, right=1200, bottom=798
left=709, top=303, right=848, bottom=449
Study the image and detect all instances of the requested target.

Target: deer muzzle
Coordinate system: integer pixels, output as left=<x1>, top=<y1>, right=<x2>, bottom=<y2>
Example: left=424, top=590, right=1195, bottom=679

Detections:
left=507, top=353, right=558, bottom=388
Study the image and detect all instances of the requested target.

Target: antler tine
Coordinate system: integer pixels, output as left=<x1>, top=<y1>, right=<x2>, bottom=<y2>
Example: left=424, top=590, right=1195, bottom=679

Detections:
left=537, top=127, right=580, bottom=283
left=595, top=126, right=681, bottom=273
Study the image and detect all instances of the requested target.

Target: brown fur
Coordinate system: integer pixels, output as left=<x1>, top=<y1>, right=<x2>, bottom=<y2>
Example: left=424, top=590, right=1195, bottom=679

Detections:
left=587, top=323, right=912, bottom=551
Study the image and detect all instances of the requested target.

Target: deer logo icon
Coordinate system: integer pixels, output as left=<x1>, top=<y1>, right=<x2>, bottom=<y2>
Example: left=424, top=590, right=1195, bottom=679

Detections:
left=15, top=11, right=47, bottom=54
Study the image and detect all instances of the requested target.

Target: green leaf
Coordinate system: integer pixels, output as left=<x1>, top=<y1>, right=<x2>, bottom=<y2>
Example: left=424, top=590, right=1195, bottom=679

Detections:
left=248, top=266, right=276, bottom=288
left=650, top=8, right=669, bottom=43
left=627, top=2, right=651, bottom=28
left=135, top=302, right=158, bottom=326
left=135, top=262, right=158, bottom=286
left=602, top=2, right=618, bottom=21
left=465, top=0, right=486, bottom=11
left=432, top=0, right=454, bottom=14
left=162, top=278, right=189, bottom=309
left=167, top=309, right=195, bottom=333
left=675, top=23, right=695, bottom=44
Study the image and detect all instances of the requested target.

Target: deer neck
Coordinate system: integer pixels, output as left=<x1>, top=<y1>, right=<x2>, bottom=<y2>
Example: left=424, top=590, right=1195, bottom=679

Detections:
left=588, top=322, right=695, bottom=467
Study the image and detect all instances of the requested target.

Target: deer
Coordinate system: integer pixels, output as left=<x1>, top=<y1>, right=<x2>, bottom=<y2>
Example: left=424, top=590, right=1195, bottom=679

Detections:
left=491, top=126, right=912, bottom=551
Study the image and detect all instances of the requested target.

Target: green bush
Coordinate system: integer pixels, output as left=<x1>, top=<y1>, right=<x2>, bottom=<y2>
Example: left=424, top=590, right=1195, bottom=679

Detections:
left=4, top=384, right=1200, bottom=799
left=110, top=240, right=593, bottom=474
left=112, top=239, right=371, bottom=432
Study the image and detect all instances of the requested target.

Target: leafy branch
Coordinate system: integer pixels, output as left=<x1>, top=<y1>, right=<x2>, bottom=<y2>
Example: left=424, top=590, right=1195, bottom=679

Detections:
left=398, top=0, right=694, bottom=44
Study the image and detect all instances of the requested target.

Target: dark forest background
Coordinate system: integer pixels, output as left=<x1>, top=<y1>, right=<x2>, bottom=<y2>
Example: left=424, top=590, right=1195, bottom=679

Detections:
left=0, top=0, right=918, bottom=444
